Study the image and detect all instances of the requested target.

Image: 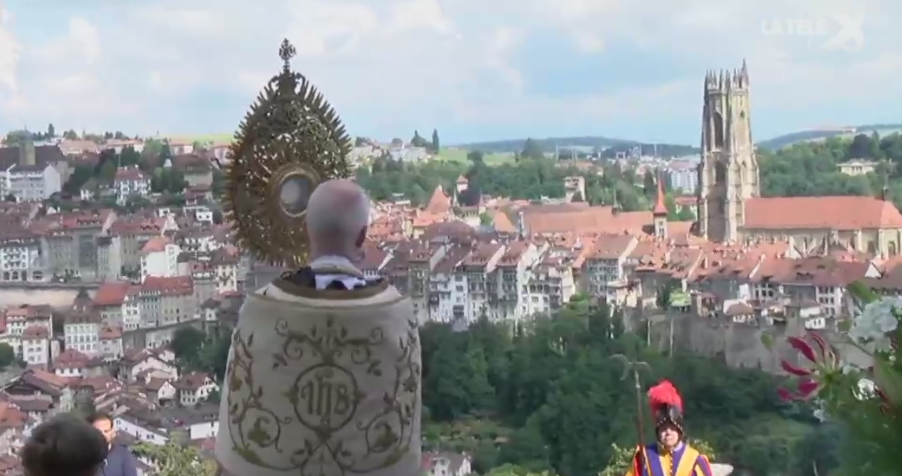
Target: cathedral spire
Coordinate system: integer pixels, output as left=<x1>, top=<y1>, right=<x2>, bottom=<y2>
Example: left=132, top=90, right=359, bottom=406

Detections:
left=653, top=174, right=668, bottom=216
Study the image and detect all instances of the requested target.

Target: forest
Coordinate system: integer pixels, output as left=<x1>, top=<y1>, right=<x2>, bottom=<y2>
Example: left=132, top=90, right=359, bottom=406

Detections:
left=355, top=149, right=695, bottom=221
left=355, top=131, right=902, bottom=220
left=417, top=299, right=837, bottom=476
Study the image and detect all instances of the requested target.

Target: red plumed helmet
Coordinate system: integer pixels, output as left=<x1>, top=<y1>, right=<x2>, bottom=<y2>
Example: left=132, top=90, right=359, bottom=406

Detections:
left=647, top=380, right=683, bottom=411
left=647, top=380, right=684, bottom=434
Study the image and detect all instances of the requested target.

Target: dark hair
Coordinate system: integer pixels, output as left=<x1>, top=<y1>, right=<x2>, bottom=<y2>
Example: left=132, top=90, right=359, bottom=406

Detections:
left=86, top=411, right=113, bottom=425
left=21, top=414, right=109, bottom=476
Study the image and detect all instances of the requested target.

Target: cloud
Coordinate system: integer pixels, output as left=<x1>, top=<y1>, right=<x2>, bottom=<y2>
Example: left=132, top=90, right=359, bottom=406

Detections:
left=0, top=7, right=21, bottom=94
left=0, top=0, right=900, bottom=143
left=572, top=32, right=605, bottom=54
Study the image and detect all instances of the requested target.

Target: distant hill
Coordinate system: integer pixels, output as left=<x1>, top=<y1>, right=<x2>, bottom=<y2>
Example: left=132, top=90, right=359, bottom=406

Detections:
left=454, top=136, right=700, bottom=158
left=453, top=123, right=902, bottom=158
left=757, top=123, right=902, bottom=150
left=455, top=136, right=636, bottom=153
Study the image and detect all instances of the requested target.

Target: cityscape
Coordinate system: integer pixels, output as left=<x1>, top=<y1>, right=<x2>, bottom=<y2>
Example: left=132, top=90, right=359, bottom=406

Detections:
left=0, top=51, right=896, bottom=476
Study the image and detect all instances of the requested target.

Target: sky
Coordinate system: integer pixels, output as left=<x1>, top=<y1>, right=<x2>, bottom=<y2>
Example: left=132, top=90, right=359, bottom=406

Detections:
left=0, top=0, right=899, bottom=145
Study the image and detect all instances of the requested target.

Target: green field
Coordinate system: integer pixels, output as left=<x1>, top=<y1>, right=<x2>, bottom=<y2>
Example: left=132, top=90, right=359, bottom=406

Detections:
left=436, top=148, right=515, bottom=166
left=167, top=133, right=234, bottom=144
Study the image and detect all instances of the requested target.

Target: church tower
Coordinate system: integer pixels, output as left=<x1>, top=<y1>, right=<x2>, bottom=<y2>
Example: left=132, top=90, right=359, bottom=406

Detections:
left=696, top=60, right=759, bottom=243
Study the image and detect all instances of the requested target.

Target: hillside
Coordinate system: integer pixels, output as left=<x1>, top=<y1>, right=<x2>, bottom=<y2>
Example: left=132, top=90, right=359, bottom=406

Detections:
left=455, top=135, right=637, bottom=152
left=757, top=123, right=902, bottom=150
left=454, top=122, right=902, bottom=158
left=176, top=122, right=902, bottom=156
left=455, top=136, right=700, bottom=158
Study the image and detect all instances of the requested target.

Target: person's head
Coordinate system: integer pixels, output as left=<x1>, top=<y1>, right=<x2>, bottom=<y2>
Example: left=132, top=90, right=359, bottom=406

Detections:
left=305, top=179, right=370, bottom=261
left=87, top=411, right=115, bottom=446
left=657, top=422, right=682, bottom=448
left=21, top=414, right=108, bottom=476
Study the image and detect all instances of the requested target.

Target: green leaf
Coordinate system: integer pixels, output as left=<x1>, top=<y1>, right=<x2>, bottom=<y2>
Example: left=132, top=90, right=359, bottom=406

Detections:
left=847, top=281, right=879, bottom=305
left=873, top=358, right=902, bottom=406
left=837, top=319, right=853, bottom=332
left=760, top=332, right=774, bottom=350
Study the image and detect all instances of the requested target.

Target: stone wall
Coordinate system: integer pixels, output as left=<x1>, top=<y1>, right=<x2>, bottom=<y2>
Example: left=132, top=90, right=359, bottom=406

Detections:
left=645, top=313, right=871, bottom=374
left=0, top=288, right=94, bottom=307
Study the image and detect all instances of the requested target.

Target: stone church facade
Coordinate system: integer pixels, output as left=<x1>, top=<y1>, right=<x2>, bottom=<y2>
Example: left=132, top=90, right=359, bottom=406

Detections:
left=696, top=62, right=902, bottom=257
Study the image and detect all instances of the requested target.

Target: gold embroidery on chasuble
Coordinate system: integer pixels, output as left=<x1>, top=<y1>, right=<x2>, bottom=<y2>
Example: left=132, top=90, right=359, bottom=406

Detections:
left=215, top=289, right=422, bottom=476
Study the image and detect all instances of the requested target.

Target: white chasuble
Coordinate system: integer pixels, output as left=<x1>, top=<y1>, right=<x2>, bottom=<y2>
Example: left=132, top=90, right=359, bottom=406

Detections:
left=214, top=278, right=422, bottom=476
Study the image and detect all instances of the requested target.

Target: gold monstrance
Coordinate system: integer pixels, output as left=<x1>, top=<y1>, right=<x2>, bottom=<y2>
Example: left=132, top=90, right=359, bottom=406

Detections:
left=223, top=39, right=352, bottom=267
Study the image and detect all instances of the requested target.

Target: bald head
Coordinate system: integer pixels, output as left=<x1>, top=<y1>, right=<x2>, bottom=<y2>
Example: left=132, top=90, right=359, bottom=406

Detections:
left=306, top=179, right=370, bottom=260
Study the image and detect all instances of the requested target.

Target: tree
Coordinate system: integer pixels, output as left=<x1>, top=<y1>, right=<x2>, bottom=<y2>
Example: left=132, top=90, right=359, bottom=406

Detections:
left=521, top=138, right=544, bottom=160
left=642, top=170, right=656, bottom=199
left=675, top=206, right=696, bottom=221
left=4, top=131, right=31, bottom=147
left=406, top=184, right=427, bottom=206
left=72, top=385, right=96, bottom=420
left=212, top=168, right=224, bottom=197
left=142, top=138, right=164, bottom=163
left=432, top=129, right=441, bottom=152
left=3, top=194, right=15, bottom=203
left=411, top=130, right=428, bottom=148
left=0, top=343, right=14, bottom=369
left=152, top=169, right=187, bottom=194
left=160, top=141, right=173, bottom=161
left=487, top=464, right=559, bottom=476
left=170, top=327, right=205, bottom=367
left=46, top=123, right=55, bottom=138
left=62, top=129, right=79, bottom=140
left=355, top=155, right=653, bottom=211
left=133, top=441, right=216, bottom=476
left=195, top=330, right=232, bottom=381
left=98, top=160, right=117, bottom=183
left=119, top=146, right=141, bottom=167
left=571, top=191, right=584, bottom=202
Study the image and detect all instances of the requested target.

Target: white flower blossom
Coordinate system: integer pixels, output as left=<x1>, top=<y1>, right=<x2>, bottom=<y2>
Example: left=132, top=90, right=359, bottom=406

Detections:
left=854, top=378, right=877, bottom=401
left=812, top=398, right=829, bottom=422
left=849, top=297, right=901, bottom=352
left=813, top=407, right=828, bottom=422
left=841, top=361, right=862, bottom=375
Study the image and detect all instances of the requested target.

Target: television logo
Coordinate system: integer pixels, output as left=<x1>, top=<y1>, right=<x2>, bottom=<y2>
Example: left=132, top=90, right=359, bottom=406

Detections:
left=760, top=14, right=865, bottom=52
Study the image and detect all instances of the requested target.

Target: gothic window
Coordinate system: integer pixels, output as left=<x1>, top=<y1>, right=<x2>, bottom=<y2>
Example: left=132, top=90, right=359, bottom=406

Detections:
left=713, top=112, right=725, bottom=148
left=715, top=162, right=727, bottom=185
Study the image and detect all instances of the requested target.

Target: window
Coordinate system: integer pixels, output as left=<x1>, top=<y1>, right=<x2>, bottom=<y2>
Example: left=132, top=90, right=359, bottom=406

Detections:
left=713, top=112, right=725, bottom=148
left=715, top=162, right=727, bottom=185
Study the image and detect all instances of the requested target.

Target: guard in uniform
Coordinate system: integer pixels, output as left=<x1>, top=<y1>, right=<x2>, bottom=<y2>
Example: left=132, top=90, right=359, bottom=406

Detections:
left=625, top=380, right=715, bottom=476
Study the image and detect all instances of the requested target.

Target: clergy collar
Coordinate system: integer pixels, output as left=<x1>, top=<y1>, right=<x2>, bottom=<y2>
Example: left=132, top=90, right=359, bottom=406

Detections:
left=310, top=255, right=364, bottom=278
